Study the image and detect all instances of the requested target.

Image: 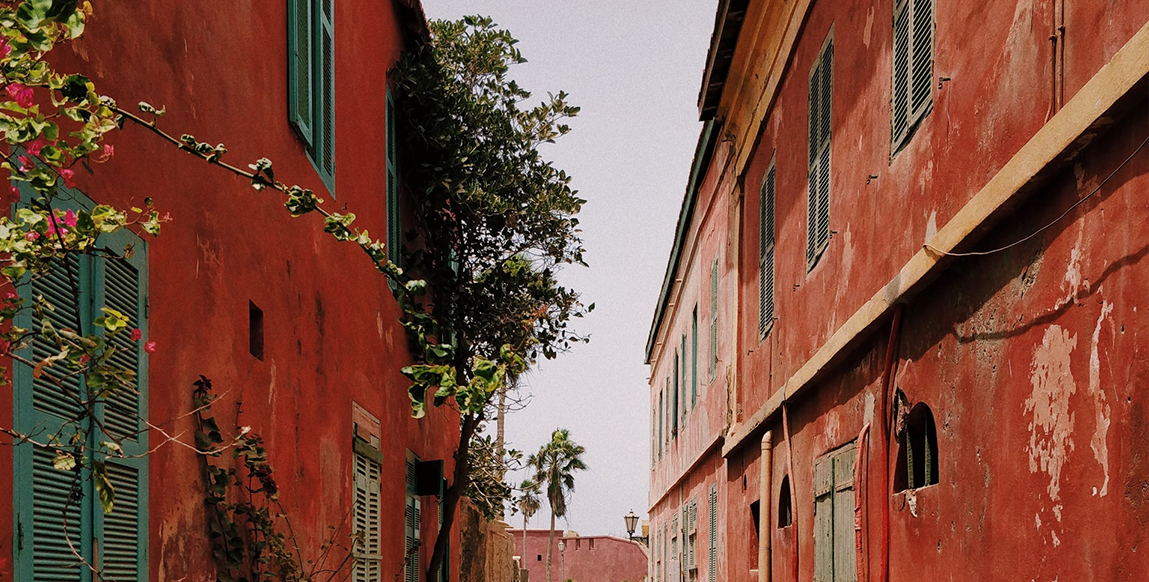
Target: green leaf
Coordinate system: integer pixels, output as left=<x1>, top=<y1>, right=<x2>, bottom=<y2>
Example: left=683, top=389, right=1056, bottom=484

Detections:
left=51, top=453, right=75, bottom=471
left=92, top=460, right=115, bottom=513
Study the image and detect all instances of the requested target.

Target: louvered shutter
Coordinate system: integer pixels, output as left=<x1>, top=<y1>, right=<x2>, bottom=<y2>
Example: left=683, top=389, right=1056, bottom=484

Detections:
left=353, top=451, right=382, bottom=582
left=909, top=0, right=934, bottom=124
left=316, top=0, right=335, bottom=188
left=15, top=249, right=93, bottom=582
left=813, top=455, right=833, bottom=582
left=93, top=229, right=149, bottom=582
left=691, top=309, right=697, bottom=407
left=672, top=352, right=678, bottom=436
left=404, top=459, right=420, bottom=582
left=709, top=259, right=718, bottom=378
left=287, top=0, right=313, bottom=145
left=759, top=163, right=776, bottom=339
left=386, top=92, right=401, bottom=266
left=832, top=446, right=857, bottom=582
left=680, top=334, right=687, bottom=418
left=807, top=36, right=833, bottom=271
left=708, top=485, right=717, bottom=582
left=891, top=0, right=911, bottom=147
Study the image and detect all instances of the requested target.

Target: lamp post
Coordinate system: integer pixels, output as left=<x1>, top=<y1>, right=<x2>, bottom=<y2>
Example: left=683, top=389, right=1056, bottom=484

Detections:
left=624, top=510, right=648, bottom=545
left=558, top=539, right=566, bottom=582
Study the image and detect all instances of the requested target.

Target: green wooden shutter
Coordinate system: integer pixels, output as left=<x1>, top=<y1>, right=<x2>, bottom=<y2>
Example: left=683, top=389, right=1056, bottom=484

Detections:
left=909, top=0, right=934, bottom=122
left=287, top=0, right=313, bottom=145
left=681, top=334, right=687, bottom=417
left=315, top=0, right=335, bottom=190
left=672, top=352, right=679, bottom=436
left=691, top=308, right=697, bottom=407
left=759, top=163, right=776, bottom=339
left=353, top=450, right=382, bottom=582
left=832, top=446, right=857, bottom=582
left=15, top=251, right=93, bottom=582
left=891, top=0, right=911, bottom=147
left=708, top=484, right=717, bottom=582
left=813, top=455, right=833, bottom=582
left=386, top=91, right=401, bottom=266
left=709, top=259, right=718, bottom=379
left=93, top=229, right=149, bottom=582
left=404, top=459, right=420, bottom=582
left=658, top=391, right=663, bottom=459
left=807, top=36, right=833, bottom=271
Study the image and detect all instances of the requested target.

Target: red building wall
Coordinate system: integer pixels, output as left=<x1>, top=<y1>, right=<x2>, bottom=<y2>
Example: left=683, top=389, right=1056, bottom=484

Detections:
left=511, top=530, right=648, bottom=582
left=651, top=0, right=1149, bottom=581
left=0, top=1, right=461, bottom=581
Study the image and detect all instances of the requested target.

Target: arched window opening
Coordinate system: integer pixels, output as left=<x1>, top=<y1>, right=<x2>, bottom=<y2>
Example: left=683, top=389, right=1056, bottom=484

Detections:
left=894, top=402, right=939, bottom=492
left=777, top=475, right=792, bottom=528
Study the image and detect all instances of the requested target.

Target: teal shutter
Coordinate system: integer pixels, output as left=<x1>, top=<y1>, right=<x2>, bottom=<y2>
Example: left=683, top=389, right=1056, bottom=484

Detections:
left=315, top=0, right=335, bottom=191
left=13, top=193, right=149, bottom=582
left=672, top=353, right=678, bottom=436
left=709, top=259, right=718, bottom=379
left=759, top=162, right=776, bottom=339
left=891, top=0, right=911, bottom=147
left=691, top=308, right=697, bottom=407
left=909, top=0, right=934, bottom=124
left=287, top=0, right=314, bottom=146
left=813, top=444, right=857, bottom=582
left=680, top=334, right=687, bottom=417
left=658, top=391, right=663, bottom=459
left=93, top=229, right=150, bottom=582
left=708, top=484, right=717, bottom=582
left=386, top=91, right=401, bottom=266
left=404, top=459, right=420, bottom=582
left=807, top=35, right=833, bottom=271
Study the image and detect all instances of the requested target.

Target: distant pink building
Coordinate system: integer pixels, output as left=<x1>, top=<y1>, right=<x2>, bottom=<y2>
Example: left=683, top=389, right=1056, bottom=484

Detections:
left=510, top=529, right=648, bottom=582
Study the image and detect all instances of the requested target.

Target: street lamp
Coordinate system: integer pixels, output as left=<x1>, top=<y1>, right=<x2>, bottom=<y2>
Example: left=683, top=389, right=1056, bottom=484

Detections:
left=558, top=539, right=566, bottom=581
left=624, top=510, right=648, bottom=545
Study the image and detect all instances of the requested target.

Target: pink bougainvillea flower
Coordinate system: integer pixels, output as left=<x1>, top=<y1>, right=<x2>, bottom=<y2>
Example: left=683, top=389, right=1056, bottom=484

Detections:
left=45, top=222, right=67, bottom=238
left=16, top=155, right=29, bottom=173
left=0, top=40, right=11, bottom=58
left=7, top=185, right=18, bottom=203
left=162, top=212, right=172, bottom=222
left=4, top=291, right=17, bottom=301
left=5, top=83, right=32, bottom=108
left=99, top=144, right=114, bottom=161
left=24, top=231, right=38, bottom=241
left=143, top=340, right=157, bottom=353
left=79, top=354, right=90, bottom=365
left=63, top=209, right=77, bottom=227
left=59, top=168, right=76, bottom=188
left=130, top=328, right=142, bottom=341
left=25, top=138, right=44, bottom=156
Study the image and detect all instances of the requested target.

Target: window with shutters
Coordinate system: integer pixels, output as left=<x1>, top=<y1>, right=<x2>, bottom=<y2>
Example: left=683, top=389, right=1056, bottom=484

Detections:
left=759, top=160, right=777, bottom=340
left=813, top=442, right=857, bottom=582
left=709, top=258, right=718, bottom=380
left=658, top=390, right=664, bottom=460
left=404, top=457, right=422, bottom=582
left=686, top=499, right=698, bottom=577
left=288, top=0, right=336, bottom=193
left=708, top=484, right=717, bottom=582
left=672, top=352, right=679, bottom=437
left=655, top=528, right=662, bottom=582
left=806, top=31, right=833, bottom=272
left=691, top=308, right=697, bottom=408
left=670, top=512, right=680, bottom=582
left=353, top=446, right=383, bottom=582
left=12, top=191, right=149, bottom=582
left=894, top=403, right=939, bottom=492
left=680, top=334, right=687, bottom=420
left=386, top=91, right=401, bottom=266
left=891, top=0, right=935, bottom=155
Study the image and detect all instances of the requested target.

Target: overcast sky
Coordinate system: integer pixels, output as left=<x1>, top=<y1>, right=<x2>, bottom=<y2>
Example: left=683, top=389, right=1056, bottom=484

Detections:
left=423, top=1, right=716, bottom=538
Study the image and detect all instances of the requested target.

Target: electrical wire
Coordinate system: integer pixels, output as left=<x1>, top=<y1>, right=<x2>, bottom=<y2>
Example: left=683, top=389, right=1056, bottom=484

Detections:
left=925, top=132, right=1149, bottom=257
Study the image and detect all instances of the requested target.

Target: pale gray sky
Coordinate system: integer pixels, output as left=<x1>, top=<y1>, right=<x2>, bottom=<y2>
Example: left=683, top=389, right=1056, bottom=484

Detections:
left=422, top=1, right=715, bottom=537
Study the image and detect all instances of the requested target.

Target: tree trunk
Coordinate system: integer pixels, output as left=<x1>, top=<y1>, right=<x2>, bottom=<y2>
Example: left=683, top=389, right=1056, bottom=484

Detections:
left=546, top=510, right=556, bottom=582
left=496, top=383, right=506, bottom=476
left=426, top=410, right=482, bottom=582
left=522, top=512, right=529, bottom=572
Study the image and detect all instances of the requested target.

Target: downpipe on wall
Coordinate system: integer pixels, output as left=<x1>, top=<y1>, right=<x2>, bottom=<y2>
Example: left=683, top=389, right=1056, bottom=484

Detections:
left=760, top=431, right=773, bottom=582
left=782, top=404, right=798, bottom=582
left=879, top=304, right=905, bottom=582
left=854, top=423, right=871, bottom=582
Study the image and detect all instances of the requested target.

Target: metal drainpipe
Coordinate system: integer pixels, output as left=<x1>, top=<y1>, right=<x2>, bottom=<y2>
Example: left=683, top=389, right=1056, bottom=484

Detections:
left=854, top=423, right=871, bottom=582
left=880, top=305, right=905, bottom=582
left=760, top=431, right=773, bottom=582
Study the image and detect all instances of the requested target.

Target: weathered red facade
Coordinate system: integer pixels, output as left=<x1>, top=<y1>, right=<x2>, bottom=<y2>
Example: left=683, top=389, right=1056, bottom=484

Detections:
left=512, top=529, right=648, bottom=582
left=650, top=1, right=1149, bottom=581
left=1, top=1, right=462, bottom=581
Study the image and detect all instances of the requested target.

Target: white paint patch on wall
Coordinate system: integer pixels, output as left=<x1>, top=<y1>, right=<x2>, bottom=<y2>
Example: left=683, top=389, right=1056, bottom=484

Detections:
left=1025, top=325, right=1078, bottom=507
left=1088, top=300, right=1113, bottom=497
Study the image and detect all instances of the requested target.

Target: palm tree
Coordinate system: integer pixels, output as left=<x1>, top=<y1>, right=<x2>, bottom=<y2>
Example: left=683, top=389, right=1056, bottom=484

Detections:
left=527, top=429, right=588, bottom=582
left=517, top=479, right=541, bottom=565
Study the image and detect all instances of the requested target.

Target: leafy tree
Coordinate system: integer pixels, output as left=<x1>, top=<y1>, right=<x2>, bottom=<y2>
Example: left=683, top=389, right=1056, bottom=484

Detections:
left=392, top=15, right=589, bottom=579
left=528, top=429, right=588, bottom=582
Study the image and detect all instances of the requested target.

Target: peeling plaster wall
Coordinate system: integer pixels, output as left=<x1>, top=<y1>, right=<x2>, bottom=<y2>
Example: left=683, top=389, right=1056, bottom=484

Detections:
left=0, top=2, right=462, bottom=581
